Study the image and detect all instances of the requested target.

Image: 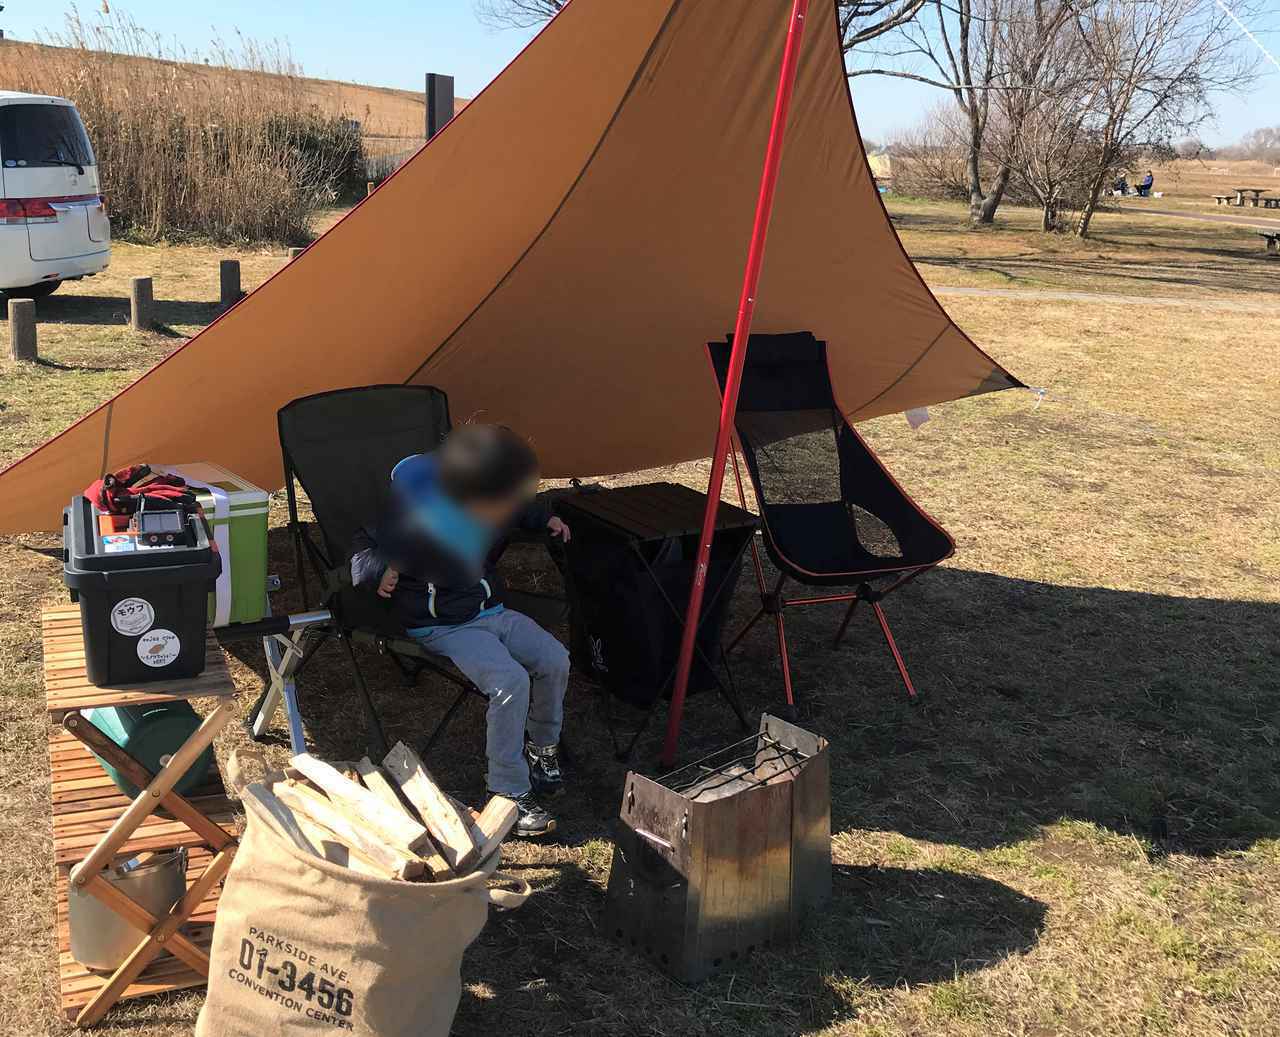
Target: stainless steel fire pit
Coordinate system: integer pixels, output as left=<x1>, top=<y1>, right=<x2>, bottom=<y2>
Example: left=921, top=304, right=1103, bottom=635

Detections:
left=604, top=713, right=830, bottom=982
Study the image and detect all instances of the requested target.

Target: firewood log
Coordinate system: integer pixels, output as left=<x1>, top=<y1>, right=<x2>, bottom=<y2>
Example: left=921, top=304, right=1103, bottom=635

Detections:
left=290, top=753, right=436, bottom=857
left=273, top=780, right=425, bottom=880
left=381, top=743, right=479, bottom=873
left=354, top=757, right=453, bottom=878
left=472, top=796, right=519, bottom=866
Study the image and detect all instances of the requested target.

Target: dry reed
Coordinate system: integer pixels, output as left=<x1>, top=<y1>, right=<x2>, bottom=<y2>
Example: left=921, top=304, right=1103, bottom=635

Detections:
left=0, top=9, right=365, bottom=244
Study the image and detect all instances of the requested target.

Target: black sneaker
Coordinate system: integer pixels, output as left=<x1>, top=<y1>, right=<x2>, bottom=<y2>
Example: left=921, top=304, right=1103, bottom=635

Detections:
left=524, top=740, right=564, bottom=797
left=510, top=791, right=557, bottom=838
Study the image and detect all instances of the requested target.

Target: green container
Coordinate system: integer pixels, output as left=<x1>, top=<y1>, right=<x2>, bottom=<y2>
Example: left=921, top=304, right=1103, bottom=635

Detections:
left=82, top=703, right=215, bottom=798
left=154, top=463, right=269, bottom=627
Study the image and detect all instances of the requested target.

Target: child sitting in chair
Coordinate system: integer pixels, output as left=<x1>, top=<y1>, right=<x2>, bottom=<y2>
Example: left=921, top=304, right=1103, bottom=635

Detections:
left=351, top=424, right=571, bottom=837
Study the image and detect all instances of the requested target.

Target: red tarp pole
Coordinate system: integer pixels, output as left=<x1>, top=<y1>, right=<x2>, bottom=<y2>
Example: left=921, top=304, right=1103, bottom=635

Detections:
left=660, top=0, right=812, bottom=768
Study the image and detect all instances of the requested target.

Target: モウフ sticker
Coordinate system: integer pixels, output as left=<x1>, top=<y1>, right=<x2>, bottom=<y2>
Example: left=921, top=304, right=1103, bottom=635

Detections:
left=110, top=597, right=155, bottom=637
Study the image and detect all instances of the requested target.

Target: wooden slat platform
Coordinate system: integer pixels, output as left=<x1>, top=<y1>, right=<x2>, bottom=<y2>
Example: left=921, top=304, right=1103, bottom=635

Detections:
left=43, top=605, right=236, bottom=721
left=48, top=723, right=242, bottom=1020
left=43, top=610, right=242, bottom=1022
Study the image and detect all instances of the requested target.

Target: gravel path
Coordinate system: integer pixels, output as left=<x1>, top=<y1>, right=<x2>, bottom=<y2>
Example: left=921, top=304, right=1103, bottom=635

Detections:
left=933, top=285, right=1280, bottom=311
left=1124, top=205, right=1280, bottom=231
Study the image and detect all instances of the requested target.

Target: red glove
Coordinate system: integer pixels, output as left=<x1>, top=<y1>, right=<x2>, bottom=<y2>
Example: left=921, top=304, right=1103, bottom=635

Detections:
left=84, top=465, right=196, bottom=515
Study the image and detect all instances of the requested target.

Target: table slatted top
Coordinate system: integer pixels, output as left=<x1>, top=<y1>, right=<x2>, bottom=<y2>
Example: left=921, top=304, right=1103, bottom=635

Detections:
left=562, top=481, right=757, bottom=543
left=42, top=605, right=236, bottom=721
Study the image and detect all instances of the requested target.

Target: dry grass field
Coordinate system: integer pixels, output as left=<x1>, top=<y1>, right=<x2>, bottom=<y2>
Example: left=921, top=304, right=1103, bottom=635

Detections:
left=0, top=38, right=459, bottom=139
left=0, top=37, right=469, bottom=184
left=892, top=195, right=1280, bottom=296
left=1142, top=158, right=1280, bottom=219
left=1, top=200, right=1278, bottom=1036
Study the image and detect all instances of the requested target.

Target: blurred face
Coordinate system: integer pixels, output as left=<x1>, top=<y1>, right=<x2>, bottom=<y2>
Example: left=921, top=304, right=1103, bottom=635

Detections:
left=460, top=475, right=539, bottom=530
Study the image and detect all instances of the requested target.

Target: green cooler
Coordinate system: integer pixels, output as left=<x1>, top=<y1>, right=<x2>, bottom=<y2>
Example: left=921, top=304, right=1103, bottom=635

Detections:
left=81, top=703, right=215, bottom=798
left=154, top=463, right=269, bottom=627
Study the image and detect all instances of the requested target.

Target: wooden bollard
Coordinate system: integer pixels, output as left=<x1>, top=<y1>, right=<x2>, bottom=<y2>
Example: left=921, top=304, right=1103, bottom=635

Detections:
left=288, top=247, right=305, bottom=261
left=8, top=297, right=37, bottom=361
left=129, top=276, right=154, bottom=331
left=219, top=259, right=243, bottom=308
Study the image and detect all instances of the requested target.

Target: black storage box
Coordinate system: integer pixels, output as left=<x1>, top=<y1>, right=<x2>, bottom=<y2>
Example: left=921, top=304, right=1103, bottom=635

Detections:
left=560, top=484, right=755, bottom=709
left=62, top=496, right=222, bottom=686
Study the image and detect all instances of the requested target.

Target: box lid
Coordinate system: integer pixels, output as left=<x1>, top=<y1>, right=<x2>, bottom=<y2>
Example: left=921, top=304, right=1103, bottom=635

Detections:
left=63, top=497, right=221, bottom=587
left=152, top=463, right=269, bottom=508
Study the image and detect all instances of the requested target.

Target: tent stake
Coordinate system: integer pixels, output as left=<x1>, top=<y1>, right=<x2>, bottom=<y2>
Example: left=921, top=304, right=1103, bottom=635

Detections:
left=661, top=0, right=812, bottom=768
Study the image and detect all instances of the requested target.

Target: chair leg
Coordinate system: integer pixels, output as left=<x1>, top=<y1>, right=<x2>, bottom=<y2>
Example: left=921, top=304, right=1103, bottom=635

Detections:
left=774, top=608, right=797, bottom=713
left=421, top=685, right=474, bottom=756
left=340, top=635, right=391, bottom=758
left=728, top=605, right=766, bottom=654
left=832, top=597, right=859, bottom=648
left=871, top=601, right=918, bottom=701
left=715, top=644, right=750, bottom=732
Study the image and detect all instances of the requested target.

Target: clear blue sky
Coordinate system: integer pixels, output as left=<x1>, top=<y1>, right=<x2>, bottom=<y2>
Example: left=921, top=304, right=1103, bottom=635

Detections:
left=2, top=0, right=1276, bottom=146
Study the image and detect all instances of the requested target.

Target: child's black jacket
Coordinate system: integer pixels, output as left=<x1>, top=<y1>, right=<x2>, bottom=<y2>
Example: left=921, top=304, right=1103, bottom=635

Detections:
left=350, top=498, right=550, bottom=630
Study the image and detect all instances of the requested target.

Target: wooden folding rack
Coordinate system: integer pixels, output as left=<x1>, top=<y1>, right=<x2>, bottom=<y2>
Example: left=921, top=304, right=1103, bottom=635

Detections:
left=43, top=604, right=241, bottom=1027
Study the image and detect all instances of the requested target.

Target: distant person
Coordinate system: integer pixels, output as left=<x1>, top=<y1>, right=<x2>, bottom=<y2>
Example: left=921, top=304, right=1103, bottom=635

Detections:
left=1137, top=171, right=1155, bottom=197
left=1113, top=175, right=1129, bottom=196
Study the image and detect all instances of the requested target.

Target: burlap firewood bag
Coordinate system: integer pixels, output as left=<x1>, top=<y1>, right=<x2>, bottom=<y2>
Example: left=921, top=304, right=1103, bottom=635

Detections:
left=195, top=782, right=528, bottom=1037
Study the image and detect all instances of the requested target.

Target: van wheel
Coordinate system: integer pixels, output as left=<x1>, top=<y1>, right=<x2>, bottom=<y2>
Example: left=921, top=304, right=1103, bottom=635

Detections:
left=5, top=280, right=62, bottom=300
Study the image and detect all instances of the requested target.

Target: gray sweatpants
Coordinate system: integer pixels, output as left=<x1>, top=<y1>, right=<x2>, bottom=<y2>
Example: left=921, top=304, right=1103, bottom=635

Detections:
left=409, top=609, right=569, bottom=797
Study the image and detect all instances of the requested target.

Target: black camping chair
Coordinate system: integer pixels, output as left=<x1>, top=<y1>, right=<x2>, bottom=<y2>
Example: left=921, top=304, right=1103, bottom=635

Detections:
left=272, top=384, right=564, bottom=760
left=709, top=332, right=954, bottom=710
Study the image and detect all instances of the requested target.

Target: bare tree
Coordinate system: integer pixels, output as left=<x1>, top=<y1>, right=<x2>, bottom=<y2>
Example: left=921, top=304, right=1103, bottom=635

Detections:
left=476, top=0, right=929, bottom=45
left=839, top=0, right=928, bottom=48
left=1175, top=137, right=1211, bottom=160
left=986, top=0, right=1098, bottom=231
left=1231, top=125, right=1280, bottom=161
left=1069, top=0, right=1263, bottom=237
left=887, top=103, right=974, bottom=199
left=474, top=0, right=563, bottom=30
left=852, top=0, right=1008, bottom=223
left=851, top=0, right=1079, bottom=224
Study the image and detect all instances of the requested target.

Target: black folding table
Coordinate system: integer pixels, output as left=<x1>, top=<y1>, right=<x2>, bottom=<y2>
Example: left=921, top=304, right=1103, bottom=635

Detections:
left=558, top=482, right=757, bottom=759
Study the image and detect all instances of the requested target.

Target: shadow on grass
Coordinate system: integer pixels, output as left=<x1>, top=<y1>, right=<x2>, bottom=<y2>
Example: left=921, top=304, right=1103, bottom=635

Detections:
left=448, top=857, right=1044, bottom=1035
left=772, top=566, right=1280, bottom=858
left=0, top=292, right=222, bottom=329
left=915, top=241, right=1280, bottom=296
left=33, top=355, right=134, bottom=372
left=228, top=526, right=1280, bottom=862
left=209, top=522, right=1280, bottom=1032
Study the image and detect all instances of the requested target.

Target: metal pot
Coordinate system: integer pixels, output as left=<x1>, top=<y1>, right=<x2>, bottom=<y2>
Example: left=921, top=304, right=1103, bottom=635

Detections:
left=69, top=847, right=188, bottom=971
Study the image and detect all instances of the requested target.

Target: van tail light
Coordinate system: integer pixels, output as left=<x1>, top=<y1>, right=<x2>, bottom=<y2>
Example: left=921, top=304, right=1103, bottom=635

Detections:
left=0, top=198, right=59, bottom=225
left=0, top=199, right=26, bottom=225
left=20, top=199, right=58, bottom=223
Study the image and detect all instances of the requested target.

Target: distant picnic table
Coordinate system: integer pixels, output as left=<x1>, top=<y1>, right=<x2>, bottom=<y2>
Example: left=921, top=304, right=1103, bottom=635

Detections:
left=1233, top=187, right=1273, bottom=208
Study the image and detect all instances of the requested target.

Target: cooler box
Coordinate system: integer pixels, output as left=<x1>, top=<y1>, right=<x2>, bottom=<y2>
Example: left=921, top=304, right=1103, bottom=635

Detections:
left=81, top=703, right=215, bottom=798
left=63, top=496, right=221, bottom=686
left=153, top=463, right=269, bottom=627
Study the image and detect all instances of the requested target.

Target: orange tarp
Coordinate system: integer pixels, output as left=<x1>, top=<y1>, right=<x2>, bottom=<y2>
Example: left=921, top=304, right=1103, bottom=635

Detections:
left=0, top=0, right=1018, bottom=534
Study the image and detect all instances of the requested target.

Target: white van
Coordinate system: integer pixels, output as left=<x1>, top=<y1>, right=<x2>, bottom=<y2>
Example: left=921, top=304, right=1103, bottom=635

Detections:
left=0, top=92, right=110, bottom=299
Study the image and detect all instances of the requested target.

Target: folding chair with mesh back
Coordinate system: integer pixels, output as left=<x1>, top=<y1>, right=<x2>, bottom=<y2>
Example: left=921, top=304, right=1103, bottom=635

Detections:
left=270, top=384, right=561, bottom=761
left=708, top=332, right=954, bottom=711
